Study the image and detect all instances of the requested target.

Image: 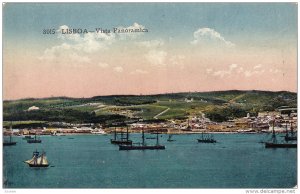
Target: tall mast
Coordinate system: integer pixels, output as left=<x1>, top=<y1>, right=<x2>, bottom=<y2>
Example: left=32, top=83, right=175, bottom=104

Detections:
left=290, top=121, right=294, bottom=136
left=142, top=128, right=145, bottom=145
left=120, top=128, right=124, bottom=140
left=285, top=122, right=288, bottom=137
left=10, top=121, right=13, bottom=142
left=114, top=127, right=117, bottom=140
left=126, top=126, right=129, bottom=141
left=272, top=120, right=277, bottom=143
left=156, top=129, right=159, bottom=145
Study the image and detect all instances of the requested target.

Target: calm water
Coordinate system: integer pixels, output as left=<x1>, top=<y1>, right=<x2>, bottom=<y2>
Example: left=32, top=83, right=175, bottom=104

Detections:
left=3, top=133, right=297, bottom=188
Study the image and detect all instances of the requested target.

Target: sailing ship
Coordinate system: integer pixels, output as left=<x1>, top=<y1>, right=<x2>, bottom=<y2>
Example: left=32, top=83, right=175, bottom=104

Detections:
left=3, top=122, right=17, bottom=146
left=284, top=122, right=297, bottom=141
left=27, top=134, right=42, bottom=143
left=24, top=150, right=49, bottom=167
left=265, top=120, right=297, bottom=148
left=197, top=132, right=217, bottom=143
left=110, top=127, right=132, bottom=145
left=119, top=129, right=165, bottom=150
left=167, top=134, right=175, bottom=142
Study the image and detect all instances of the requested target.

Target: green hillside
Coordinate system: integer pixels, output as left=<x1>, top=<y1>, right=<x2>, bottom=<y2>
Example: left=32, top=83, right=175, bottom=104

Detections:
left=3, top=90, right=297, bottom=128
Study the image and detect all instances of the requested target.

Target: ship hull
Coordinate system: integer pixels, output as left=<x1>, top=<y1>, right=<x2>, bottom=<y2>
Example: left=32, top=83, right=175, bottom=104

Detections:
left=3, top=142, right=17, bottom=146
left=27, top=139, right=42, bottom=143
left=119, top=145, right=165, bottom=150
left=110, top=139, right=132, bottom=145
left=265, top=142, right=297, bottom=148
left=197, top=139, right=216, bottom=143
left=28, top=164, right=49, bottom=167
left=27, top=140, right=42, bottom=143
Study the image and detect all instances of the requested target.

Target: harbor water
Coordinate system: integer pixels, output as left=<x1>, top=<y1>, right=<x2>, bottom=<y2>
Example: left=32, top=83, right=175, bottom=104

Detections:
left=3, top=134, right=297, bottom=188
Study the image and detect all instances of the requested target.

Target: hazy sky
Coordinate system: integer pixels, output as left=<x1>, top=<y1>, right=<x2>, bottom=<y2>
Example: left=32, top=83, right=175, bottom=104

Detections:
left=3, top=3, right=297, bottom=100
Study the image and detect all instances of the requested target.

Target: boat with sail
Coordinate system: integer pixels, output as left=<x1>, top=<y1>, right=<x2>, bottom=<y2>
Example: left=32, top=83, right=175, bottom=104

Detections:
left=3, top=122, right=17, bottom=146
left=119, top=129, right=165, bottom=150
left=167, top=134, right=175, bottom=142
left=27, top=134, right=42, bottom=143
left=24, top=150, right=49, bottom=167
left=197, top=132, right=217, bottom=143
left=110, top=127, right=132, bottom=145
left=265, top=120, right=297, bottom=148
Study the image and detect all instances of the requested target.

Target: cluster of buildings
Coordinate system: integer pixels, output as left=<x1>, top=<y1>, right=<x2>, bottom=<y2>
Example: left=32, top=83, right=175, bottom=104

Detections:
left=3, top=106, right=297, bottom=135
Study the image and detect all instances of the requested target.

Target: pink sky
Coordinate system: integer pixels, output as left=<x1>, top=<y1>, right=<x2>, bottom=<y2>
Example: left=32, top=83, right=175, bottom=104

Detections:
left=3, top=24, right=297, bottom=100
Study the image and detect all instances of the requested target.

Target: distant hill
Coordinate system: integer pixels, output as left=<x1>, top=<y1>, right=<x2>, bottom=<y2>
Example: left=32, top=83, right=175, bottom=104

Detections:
left=3, top=90, right=297, bottom=128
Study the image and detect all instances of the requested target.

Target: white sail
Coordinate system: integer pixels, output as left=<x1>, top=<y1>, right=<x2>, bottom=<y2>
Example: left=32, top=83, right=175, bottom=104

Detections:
left=42, top=156, right=48, bottom=165
left=24, top=158, right=34, bottom=164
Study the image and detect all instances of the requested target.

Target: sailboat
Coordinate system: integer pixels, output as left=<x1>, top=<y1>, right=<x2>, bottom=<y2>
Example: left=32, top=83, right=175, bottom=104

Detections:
left=3, top=122, right=17, bottom=146
left=284, top=122, right=297, bottom=141
left=110, top=127, right=132, bottom=145
left=24, top=150, right=49, bottom=167
left=197, top=132, right=216, bottom=143
left=27, top=134, right=42, bottom=143
left=265, top=120, right=297, bottom=148
left=119, top=129, right=165, bottom=150
left=167, top=134, right=175, bottom=142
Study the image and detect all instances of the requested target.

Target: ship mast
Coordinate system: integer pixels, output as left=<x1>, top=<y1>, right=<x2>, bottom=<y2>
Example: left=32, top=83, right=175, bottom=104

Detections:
left=120, top=128, right=124, bottom=140
left=285, top=121, right=289, bottom=139
left=290, top=121, right=294, bottom=136
left=156, top=129, right=159, bottom=145
left=126, top=126, right=129, bottom=141
left=114, top=127, right=117, bottom=140
left=9, top=121, right=13, bottom=143
left=271, top=120, right=277, bottom=143
left=142, top=128, right=145, bottom=146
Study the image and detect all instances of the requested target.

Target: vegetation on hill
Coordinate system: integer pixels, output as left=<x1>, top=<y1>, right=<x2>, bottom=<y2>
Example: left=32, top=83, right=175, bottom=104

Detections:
left=3, top=90, right=297, bottom=127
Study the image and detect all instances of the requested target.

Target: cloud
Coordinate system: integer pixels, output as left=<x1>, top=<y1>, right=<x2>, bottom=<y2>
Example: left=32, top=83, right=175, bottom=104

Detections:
left=211, top=63, right=269, bottom=78
left=229, top=63, right=238, bottom=70
left=116, top=22, right=147, bottom=40
left=39, top=23, right=145, bottom=65
left=69, top=53, right=91, bottom=63
left=191, top=27, right=235, bottom=48
left=206, top=68, right=213, bottom=74
left=130, top=69, right=148, bottom=75
left=113, top=66, right=124, bottom=73
left=136, top=39, right=164, bottom=48
left=212, top=63, right=239, bottom=78
left=145, top=50, right=167, bottom=66
left=169, top=55, right=186, bottom=69
left=97, top=62, right=109, bottom=68
left=253, top=64, right=262, bottom=70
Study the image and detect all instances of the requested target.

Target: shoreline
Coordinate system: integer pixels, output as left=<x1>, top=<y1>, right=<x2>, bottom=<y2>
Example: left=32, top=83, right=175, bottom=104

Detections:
left=5, top=131, right=282, bottom=137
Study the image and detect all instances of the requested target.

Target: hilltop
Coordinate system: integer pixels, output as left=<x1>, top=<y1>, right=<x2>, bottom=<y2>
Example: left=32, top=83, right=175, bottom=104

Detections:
left=3, top=90, right=297, bottom=128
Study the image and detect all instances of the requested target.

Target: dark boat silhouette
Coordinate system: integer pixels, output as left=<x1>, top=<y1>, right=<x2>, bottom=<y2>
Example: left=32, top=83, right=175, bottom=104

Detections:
left=119, top=129, right=165, bottom=150
left=3, top=122, right=17, bottom=146
left=27, top=134, right=42, bottom=143
left=167, top=134, right=175, bottom=142
left=110, top=127, right=132, bottom=145
left=265, top=120, right=297, bottom=148
left=24, top=150, right=49, bottom=167
left=197, top=132, right=217, bottom=143
left=3, top=136, right=17, bottom=146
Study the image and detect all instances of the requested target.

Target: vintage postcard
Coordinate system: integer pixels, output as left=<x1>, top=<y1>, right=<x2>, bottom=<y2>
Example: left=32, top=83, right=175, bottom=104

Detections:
left=2, top=2, right=297, bottom=191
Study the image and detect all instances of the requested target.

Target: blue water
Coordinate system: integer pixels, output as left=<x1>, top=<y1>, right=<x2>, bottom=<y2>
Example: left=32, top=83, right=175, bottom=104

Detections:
left=3, top=134, right=297, bottom=188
